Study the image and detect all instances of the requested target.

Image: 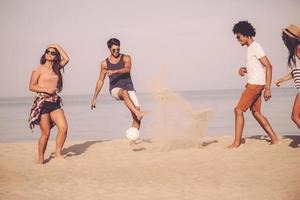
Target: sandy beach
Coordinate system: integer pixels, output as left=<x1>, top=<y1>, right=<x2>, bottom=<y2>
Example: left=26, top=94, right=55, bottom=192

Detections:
left=1, top=135, right=299, bottom=200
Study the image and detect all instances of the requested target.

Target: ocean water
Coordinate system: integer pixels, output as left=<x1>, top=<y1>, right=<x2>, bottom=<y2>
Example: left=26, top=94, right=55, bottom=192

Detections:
left=0, top=88, right=298, bottom=142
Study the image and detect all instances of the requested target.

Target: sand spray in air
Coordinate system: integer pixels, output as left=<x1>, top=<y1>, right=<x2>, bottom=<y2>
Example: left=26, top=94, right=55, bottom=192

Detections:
left=143, top=76, right=214, bottom=151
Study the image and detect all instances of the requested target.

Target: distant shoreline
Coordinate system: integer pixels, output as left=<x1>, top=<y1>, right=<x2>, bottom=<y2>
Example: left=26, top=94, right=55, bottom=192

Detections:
left=0, top=87, right=295, bottom=100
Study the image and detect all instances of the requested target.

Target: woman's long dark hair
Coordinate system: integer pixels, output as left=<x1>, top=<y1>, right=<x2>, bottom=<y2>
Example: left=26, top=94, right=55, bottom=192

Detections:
left=40, top=48, right=63, bottom=92
left=282, top=32, right=300, bottom=67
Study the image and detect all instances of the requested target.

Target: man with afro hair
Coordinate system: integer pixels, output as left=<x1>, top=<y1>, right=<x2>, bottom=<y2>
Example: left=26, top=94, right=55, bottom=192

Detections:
left=228, top=21, right=280, bottom=148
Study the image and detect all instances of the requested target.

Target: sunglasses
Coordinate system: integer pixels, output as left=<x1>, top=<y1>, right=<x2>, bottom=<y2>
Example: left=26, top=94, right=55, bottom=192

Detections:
left=45, top=49, right=57, bottom=56
left=111, top=48, right=120, bottom=53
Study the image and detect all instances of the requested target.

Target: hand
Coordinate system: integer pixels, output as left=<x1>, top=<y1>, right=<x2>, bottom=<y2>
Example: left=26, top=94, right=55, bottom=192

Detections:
left=46, top=88, right=57, bottom=94
left=91, top=98, right=96, bottom=110
left=275, top=79, right=284, bottom=87
left=264, top=88, right=271, bottom=101
left=239, top=67, right=247, bottom=77
left=106, top=70, right=116, bottom=77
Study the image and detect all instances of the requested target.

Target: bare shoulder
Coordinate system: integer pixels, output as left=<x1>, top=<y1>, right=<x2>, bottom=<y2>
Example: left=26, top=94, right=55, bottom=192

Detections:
left=100, top=60, right=108, bottom=69
left=123, top=54, right=131, bottom=61
left=33, top=64, right=42, bottom=72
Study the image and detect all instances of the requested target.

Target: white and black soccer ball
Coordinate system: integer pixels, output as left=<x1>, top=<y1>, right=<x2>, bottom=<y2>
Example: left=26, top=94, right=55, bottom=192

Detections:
left=126, top=127, right=140, bottom=141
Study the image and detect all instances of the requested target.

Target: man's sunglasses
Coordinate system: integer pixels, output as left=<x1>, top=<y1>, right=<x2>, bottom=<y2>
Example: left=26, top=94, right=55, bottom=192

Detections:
left=45, top=49, right=57, bottom=56
left=111, top=48, right=120, bottom=53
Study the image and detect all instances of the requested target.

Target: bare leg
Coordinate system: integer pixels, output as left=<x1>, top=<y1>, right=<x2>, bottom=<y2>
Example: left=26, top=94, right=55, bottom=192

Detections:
left=291, top=93, right=300, bottom=129
left=252, top=111, right=280, bottom=144
left=228, top=107, right=245, bottom=149
left=131, top=107, right=141, bottom=129
left=129, top=108, right=142, bottom=146
left=50, top=109, right=68, bottom=159
left=38, top=114, right=50, bottom=164
left=118, top=89, right=145, bottom=120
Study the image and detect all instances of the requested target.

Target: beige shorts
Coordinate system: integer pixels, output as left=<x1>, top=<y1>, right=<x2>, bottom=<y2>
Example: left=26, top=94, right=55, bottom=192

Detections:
left=111, top=87, right=140, bottom=107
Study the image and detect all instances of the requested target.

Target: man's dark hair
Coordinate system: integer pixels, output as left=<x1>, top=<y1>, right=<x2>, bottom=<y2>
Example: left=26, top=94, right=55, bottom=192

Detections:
left=233, top=21, right=256, bottom=37
left=107, top=38, right=120, bottom=48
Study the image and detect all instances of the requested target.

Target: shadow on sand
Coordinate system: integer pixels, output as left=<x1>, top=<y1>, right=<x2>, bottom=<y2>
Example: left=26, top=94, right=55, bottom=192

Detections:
left=246, top=135, right=271, bottom=143
left=130, top=139, right=151, bottom=152
left=247, top=134, right=300, bottom=148
left=282, top=135, right=300, bottom=148
left=44, top=140, right=107, bottom=164
left=201, top=140, right=218, bottom=147
left=132, top=147, right=147, bottom=152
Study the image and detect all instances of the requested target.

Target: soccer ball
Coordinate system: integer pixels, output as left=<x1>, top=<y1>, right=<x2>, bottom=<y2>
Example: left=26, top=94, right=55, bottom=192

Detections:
left=126, top=127, right=140, bottom=141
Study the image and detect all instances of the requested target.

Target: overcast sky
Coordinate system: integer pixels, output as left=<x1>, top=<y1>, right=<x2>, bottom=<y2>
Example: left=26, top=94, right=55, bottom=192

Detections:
left=0, top=0, right=299, bottom=97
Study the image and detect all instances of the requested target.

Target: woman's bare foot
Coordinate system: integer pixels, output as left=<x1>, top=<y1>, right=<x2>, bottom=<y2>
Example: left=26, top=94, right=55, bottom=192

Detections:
left=55, top=152, right=64, bottom=160
left=227, top=143, right=241, bottom=149
left=37, top=158, right=44, bottom=164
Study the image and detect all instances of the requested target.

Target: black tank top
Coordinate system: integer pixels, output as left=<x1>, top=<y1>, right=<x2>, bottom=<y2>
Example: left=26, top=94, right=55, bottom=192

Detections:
left=106, top=54, right=135, bottom=92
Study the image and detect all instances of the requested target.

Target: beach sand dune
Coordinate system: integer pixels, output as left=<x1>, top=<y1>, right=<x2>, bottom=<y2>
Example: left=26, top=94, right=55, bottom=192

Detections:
left=1, top=135, right=300, bottom=200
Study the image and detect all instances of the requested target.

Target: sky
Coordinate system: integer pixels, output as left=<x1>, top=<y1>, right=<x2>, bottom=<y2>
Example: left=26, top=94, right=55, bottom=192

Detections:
left=0, top=0, right=299, bottom=97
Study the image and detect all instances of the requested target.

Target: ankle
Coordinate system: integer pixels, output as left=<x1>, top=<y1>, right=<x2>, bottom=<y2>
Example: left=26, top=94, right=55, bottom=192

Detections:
left=233, top=141, right=241, bottom=146
left=270, top=135, right=279, bottom=141
left=55, top=151, right=62, bottom=156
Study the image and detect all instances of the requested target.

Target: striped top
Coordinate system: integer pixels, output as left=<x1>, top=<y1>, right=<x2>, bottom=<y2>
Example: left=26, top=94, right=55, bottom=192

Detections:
left=291, top=56, right=300, bottom=89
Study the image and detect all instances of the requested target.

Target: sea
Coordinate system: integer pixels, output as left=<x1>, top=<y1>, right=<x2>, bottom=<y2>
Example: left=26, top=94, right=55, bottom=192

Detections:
left=0, top=87, right=298, bottom=142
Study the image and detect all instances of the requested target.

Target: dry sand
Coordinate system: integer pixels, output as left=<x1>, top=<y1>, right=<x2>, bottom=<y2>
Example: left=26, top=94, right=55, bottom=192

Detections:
left=1, top=80, right=299, bottom=199
left=1, top=135, right=300, bottom=200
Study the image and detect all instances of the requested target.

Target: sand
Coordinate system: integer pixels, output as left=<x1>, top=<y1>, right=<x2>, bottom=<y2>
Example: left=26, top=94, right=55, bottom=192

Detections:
left=1, top=83, right=299, bottom=200
left=1, top=135, right=300, bottom=200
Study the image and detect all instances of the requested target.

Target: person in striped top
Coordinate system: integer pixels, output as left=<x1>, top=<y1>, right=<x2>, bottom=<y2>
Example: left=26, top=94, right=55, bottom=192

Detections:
left=275, top=24, right=300, bottom=129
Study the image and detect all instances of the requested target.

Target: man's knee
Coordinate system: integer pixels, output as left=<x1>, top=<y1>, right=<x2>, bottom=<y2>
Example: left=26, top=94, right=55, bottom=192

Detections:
left=234, top=107, right=244, bottom=114
left=252, top=110, right=262, bottom=118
